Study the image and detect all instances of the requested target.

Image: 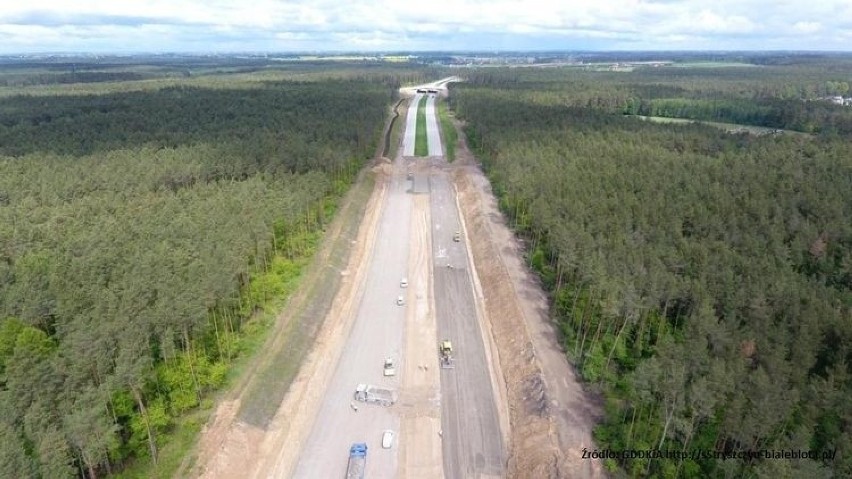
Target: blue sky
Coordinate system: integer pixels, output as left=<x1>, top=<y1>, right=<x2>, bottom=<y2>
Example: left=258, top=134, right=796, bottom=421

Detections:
left=0, top=0, right=849, bottom=53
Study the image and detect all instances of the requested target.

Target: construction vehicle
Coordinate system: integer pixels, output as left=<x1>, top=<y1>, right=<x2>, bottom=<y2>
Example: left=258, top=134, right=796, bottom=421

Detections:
left=383, top=358, right=396, bottom=376
left=346, top=443, right=367, bottom=479
left=354, top=384, right=397, bottom=406
left=439, top=340, right=455, bottom=369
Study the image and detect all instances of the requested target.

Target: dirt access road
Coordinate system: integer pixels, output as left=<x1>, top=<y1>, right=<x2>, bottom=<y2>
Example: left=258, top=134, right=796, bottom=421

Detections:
left=193, top=76, right=602, bottom=478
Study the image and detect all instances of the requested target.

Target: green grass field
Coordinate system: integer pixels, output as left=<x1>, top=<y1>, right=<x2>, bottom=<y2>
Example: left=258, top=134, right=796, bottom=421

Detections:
left=414, top=95, right=428, bottom=156
left=629, top=115, right=809, bottom=137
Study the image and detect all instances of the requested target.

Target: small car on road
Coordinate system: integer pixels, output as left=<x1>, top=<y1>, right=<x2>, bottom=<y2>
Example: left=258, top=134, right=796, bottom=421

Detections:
left=383, top=358, right=396, bottom=376
left=381, top=430, right=395, bottom=449
left=400, top=277, right=408, bottom=288
left=396, top=295, right=405, bottom=306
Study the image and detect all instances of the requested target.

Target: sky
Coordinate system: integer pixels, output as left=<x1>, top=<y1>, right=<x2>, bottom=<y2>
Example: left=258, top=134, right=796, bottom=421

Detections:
left=0, top=0, right=849, bottom=53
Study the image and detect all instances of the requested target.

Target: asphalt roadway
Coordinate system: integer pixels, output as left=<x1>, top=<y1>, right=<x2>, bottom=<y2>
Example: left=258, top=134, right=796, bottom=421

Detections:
left=430, top=169, right=505, bottom=479
left=424, top=94, right=443, bottom=157
left=402, top=93, right=421, bottom=156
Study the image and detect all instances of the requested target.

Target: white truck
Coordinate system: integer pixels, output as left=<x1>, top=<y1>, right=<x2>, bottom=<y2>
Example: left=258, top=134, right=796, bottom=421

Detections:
left=383, top=358, right=396, bottom=376
left=354, top=384, right=397, bottom=406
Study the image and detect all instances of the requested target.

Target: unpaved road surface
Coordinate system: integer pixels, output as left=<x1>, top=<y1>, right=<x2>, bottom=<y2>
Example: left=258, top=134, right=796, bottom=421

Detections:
left=398, top=190, right=443, bottom=479
left=291, top=83, right=506, bottom=478
left=291, top=165, right=410, bottom=477
left=195, top=76, right=602, bottom=478
left=291, top=86, right=460, bottom=477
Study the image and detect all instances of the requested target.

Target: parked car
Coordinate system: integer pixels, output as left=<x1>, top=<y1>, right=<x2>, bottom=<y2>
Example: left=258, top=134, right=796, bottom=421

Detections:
left=400, top=277, right=408, bottom=288
left=397, top=295, right=405, bottom=306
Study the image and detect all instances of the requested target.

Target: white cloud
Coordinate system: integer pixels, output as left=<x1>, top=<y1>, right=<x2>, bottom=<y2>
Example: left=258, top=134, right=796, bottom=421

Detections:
left=0, top=24, right=62, bottom=46
left=0, top=0, right=848, bottom=52
left=693, top=11, right=757, bottom=34
left=793, top=21, right=822, bottom=34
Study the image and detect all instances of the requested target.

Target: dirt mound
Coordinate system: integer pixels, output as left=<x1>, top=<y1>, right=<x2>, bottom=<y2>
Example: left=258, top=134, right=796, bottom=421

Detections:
left=372, top=157, right=393, bottom=175
left=522, top=372, right=551, bottom=418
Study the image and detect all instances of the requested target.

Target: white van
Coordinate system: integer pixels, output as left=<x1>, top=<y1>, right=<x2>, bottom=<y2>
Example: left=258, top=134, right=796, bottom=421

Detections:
left=381, top=430, right=395, bottom=449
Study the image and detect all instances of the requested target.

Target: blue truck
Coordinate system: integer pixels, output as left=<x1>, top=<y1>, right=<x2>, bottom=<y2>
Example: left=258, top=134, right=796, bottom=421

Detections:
left=346, top=443, right=367, bottom=479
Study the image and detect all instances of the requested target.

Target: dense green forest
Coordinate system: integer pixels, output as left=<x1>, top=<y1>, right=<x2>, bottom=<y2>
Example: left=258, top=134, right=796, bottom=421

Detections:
left=0, top=65, right=417, bottom=477
left=450, top=63, right=851, bottom=478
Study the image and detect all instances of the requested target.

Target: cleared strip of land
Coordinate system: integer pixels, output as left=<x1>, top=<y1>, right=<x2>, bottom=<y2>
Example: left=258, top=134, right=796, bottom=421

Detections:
left=628, top=114, right=809, bottom=136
